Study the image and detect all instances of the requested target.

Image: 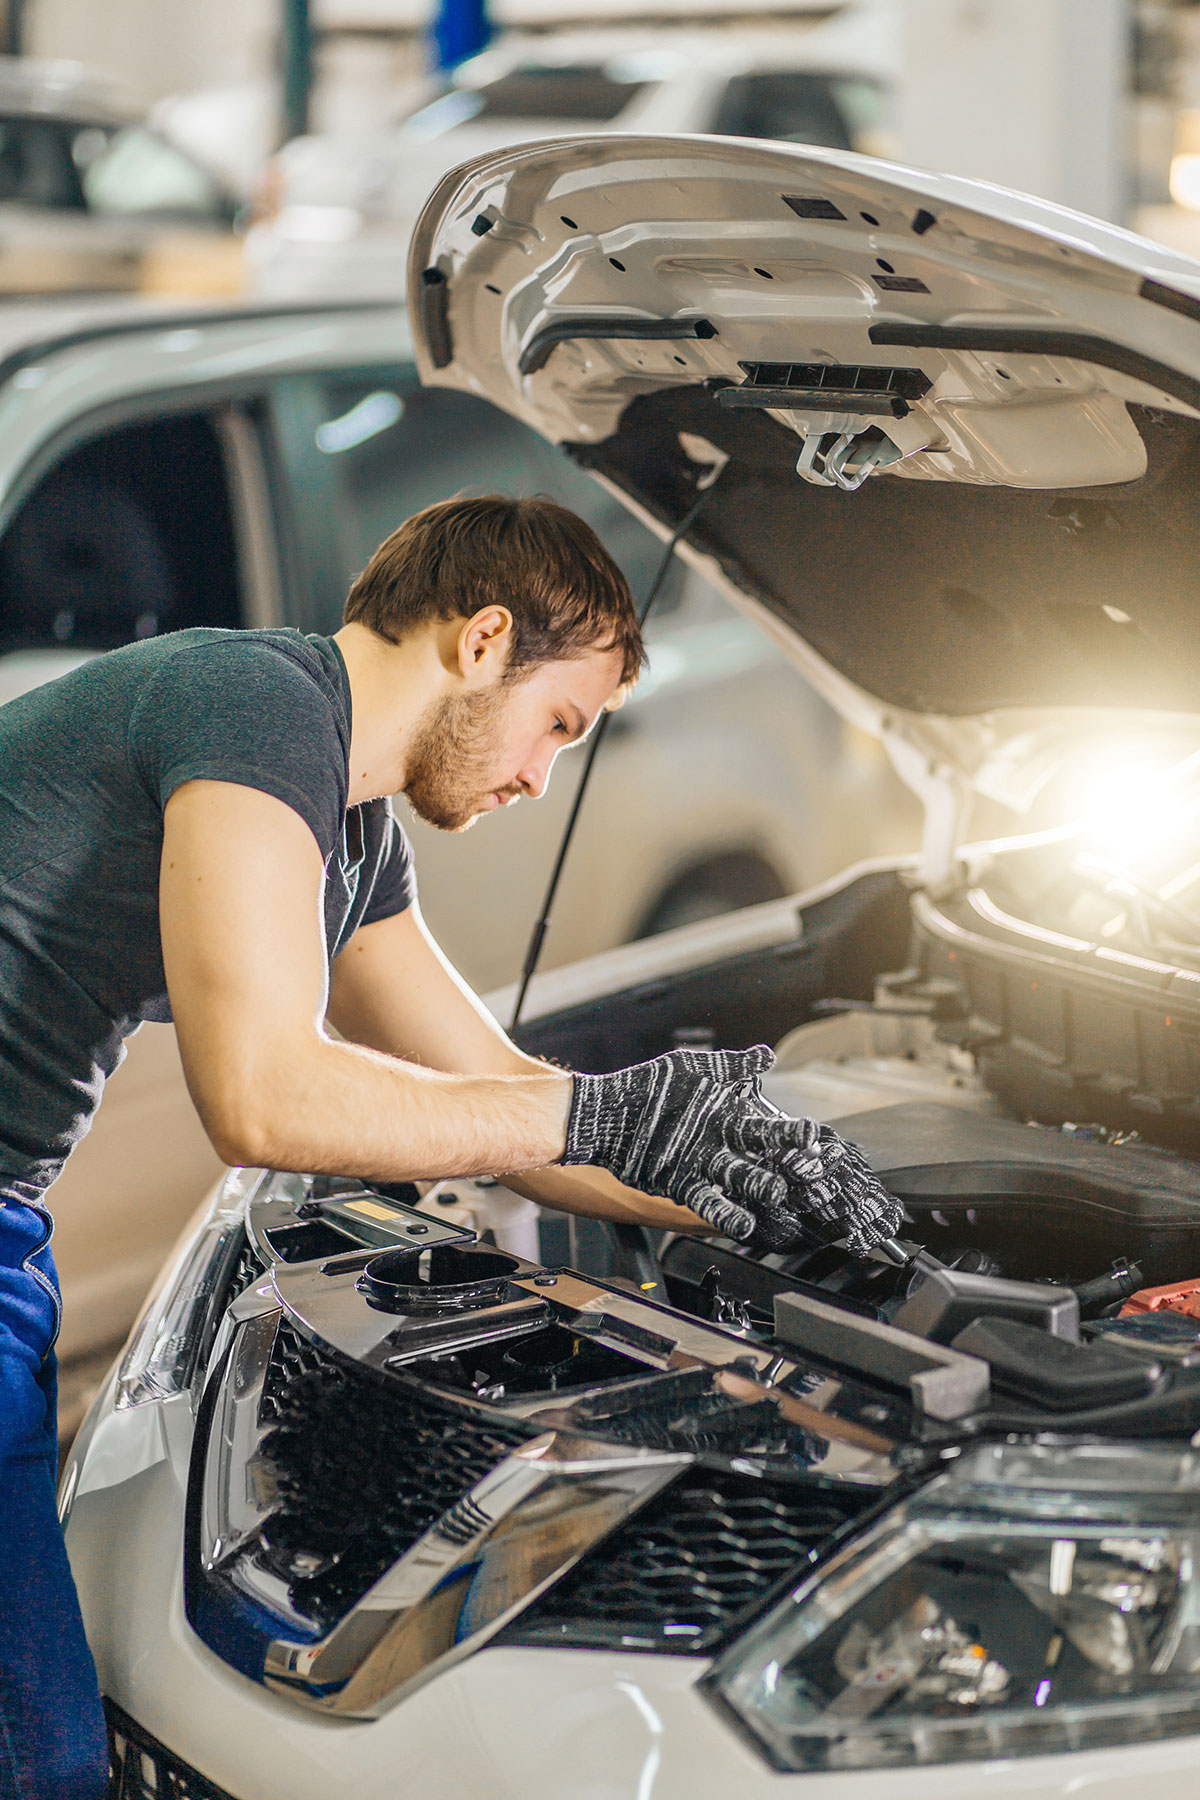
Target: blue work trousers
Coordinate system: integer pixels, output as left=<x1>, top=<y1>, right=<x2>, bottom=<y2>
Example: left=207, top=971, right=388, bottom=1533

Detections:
left=0, top=1191, right=108, bottom=1799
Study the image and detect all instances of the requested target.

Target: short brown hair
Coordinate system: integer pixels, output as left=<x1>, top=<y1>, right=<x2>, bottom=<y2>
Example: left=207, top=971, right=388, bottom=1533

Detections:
left=343, top=494, right=645, bottom=684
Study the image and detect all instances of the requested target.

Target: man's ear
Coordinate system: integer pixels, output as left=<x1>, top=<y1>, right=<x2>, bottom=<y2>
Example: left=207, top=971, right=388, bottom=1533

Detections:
left=456, top=606, right=514, bottom=682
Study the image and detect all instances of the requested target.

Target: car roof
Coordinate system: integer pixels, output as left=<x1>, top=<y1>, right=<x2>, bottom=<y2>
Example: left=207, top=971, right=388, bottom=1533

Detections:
left=455, top=36, right=877, bottom=81
left=450, top=4, right=895, bottom=86
left=0, top=56, right=140, bottom=124
left=0, top=293, right=404, bottom=366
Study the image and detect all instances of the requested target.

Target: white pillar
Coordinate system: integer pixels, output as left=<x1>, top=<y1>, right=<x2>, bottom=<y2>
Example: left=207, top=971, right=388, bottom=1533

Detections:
left=900, top=0, right=1130, bottom=223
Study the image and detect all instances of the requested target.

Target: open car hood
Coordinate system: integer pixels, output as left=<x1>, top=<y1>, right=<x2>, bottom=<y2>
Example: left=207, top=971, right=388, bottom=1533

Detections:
left=409, top=135, right=1200, bottom=830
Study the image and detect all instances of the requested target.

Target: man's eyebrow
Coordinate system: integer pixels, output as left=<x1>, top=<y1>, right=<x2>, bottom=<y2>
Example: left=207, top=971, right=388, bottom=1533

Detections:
left=562, top=703, right=588, bottom=741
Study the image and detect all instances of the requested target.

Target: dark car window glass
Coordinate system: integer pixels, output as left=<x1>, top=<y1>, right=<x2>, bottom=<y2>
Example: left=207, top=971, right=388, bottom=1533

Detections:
left=0, top=118, right=85, bottom=208
left=710, top=71, right=856, bottom=149
left=474, top=67, right=646, bottom=120
left=831, top=76, right=889, bottom=143
left=79, top=126, right=228, bottom=220
left=408, top=66, right=646, bottom=134
left=0, top=413, right=240, bottom=653
left=276, top=373, right=686, bottom=634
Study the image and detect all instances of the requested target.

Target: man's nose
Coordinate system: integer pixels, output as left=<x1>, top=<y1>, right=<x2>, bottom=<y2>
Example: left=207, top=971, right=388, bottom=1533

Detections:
left=516, top=743, right=559, bottom=800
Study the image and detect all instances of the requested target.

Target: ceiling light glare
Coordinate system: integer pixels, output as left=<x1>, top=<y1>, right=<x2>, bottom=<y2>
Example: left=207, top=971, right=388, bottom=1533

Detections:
left=315, top=391, right=404, bottom=455
left=276, top=203, right=362, bottom=244
left=1170, top=153, right=1200, bottom=211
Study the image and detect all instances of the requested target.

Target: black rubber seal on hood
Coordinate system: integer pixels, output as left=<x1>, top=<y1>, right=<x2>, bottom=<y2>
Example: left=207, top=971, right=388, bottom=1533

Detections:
left=419, top=266, right=453, bottom=370
left=518, top=314, right=716, bottom=378
left=869, top=320, right=1200, bottom=413
left=1140, top=277, right=1200, bottom=323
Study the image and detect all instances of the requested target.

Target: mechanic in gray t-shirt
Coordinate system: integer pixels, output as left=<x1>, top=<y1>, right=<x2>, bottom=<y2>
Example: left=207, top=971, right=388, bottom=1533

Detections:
left=0, top=493, right=899, bottom=1797
left=0, top=626, right=415, bottom=1197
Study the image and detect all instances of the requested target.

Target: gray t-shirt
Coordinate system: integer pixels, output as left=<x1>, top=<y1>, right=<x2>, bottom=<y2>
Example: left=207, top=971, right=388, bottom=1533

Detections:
left=0, top=626, right=415, bottom=1194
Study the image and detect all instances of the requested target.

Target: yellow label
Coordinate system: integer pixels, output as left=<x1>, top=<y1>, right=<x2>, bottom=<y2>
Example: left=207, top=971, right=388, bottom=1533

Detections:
left=343, top=1198, right=398, bottom=1222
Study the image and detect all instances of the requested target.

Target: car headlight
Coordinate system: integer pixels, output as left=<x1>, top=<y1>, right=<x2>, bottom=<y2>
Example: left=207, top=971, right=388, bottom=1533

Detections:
left=709, top=1440, right=1200, bottom=1770
left=115, top=1165, right=263, bottom=1409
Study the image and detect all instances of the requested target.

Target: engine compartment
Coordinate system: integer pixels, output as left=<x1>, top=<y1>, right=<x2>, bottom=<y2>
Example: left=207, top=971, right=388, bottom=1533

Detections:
left=183, top=864, right=1200, bottom=1716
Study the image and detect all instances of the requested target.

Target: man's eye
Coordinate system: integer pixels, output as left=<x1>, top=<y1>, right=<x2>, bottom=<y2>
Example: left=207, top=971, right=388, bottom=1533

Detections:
left=552, top=718, right=568, bottom=735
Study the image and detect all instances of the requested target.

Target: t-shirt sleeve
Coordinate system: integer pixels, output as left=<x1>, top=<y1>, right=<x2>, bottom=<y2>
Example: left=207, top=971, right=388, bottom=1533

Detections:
left=128, top=638, right=347, bottom=861
left=360, top=799, right=417, bottom=926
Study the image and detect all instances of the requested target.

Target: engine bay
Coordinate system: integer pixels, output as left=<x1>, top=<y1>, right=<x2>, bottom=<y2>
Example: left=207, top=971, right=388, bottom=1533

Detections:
left=178, top=861, right=1200, bottom=1720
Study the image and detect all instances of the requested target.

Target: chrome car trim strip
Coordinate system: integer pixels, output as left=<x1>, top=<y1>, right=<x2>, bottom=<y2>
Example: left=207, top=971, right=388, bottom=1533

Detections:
left=511, top=1272, right=786, bottom=1377
left=199, top=1284, right=282, bottom=1572
left=262, top=1429, right=692, bottom=1716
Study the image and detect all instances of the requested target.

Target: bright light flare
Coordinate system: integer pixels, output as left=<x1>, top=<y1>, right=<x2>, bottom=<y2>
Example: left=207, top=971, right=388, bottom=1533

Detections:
left=1170, top=153, right=1200, bottom=211
left=1060, top=744, right=1200, bottom=867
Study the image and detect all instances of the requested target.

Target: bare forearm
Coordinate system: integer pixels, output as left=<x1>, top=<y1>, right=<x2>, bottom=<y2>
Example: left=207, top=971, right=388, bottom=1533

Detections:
left=215, top=1035, right=573, bottom=1182
left=498, top=1162, right=715, bottom=1235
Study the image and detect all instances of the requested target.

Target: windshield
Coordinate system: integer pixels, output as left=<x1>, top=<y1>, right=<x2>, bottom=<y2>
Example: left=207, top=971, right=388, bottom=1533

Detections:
left=404, top=66, right=649, bottom=138
left=76, top=125, right=229, bottom=220
left=0, top=117, right=228, bottom=220
left=711, top=72, right=887, bottom=151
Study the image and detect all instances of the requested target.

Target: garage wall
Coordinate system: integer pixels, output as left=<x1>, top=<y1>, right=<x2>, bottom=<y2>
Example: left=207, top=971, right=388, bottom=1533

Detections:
left=27, top=0, right=276, bottom=101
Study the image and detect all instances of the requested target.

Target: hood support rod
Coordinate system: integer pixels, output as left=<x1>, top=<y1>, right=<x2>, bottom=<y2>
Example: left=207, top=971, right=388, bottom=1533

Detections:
left=509, top=482, right=715, bottom=1034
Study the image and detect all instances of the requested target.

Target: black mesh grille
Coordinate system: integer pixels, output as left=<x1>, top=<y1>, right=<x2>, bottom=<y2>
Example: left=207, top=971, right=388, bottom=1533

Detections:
left=227, top=1233, right=262, bottom=1302
left=251, top=1321, right=531, bottom=1630
left=107, top=1699, right=239, bottom=1800
left=504, top=1465, right=869, bottom=1653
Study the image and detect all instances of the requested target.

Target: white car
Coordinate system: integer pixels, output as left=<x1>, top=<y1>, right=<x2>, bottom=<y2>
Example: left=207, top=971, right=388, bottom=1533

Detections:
left=0, top=57, right=237, bottom=294
left=64, top=131, right=1200, bottom=1796
left=246, top=5, right=895, bottom=301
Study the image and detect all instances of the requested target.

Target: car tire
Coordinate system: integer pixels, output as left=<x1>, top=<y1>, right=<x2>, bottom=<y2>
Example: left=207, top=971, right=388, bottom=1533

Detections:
left=634, top=849, right=787, bottom=939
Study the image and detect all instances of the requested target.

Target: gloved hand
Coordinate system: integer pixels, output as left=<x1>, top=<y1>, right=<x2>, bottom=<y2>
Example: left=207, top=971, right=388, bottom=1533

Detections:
left=562, top=1044, right=902, bottom=1255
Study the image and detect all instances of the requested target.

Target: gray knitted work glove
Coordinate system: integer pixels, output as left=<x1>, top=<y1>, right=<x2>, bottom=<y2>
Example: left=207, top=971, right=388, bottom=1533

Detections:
left=563, top=1044, right=902, bottom=1255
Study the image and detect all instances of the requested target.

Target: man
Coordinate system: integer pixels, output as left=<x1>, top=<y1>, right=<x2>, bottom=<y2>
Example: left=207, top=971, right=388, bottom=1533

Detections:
left=0, top=493, right=899, bottom=1796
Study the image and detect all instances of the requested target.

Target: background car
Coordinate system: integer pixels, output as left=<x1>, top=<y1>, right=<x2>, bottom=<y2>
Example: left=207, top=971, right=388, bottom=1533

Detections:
left=246, top=2, right=896, bottom=299
left=60, top=131, right=1200, bottom=1799
left=0, top=56, right=240, bottom=295
left=0, top=293, right=915, bottom=1431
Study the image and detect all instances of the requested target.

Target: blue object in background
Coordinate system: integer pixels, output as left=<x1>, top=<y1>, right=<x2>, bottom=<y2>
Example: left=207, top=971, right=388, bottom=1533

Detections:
left=433, top=0, right=491, bottom=75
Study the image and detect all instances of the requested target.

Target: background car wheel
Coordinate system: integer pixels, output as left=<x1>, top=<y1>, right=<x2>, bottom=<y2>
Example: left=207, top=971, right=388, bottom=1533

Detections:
left=635, top=850, right=787, bottom=939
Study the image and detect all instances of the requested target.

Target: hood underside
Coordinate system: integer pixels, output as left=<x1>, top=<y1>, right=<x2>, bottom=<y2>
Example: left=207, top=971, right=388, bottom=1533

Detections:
left=409, top=136, right=1200, bottom=799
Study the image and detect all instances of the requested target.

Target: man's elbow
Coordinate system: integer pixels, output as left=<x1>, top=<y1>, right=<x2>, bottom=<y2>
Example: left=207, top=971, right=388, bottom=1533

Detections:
left=203, top=1101, right=275, bottom=1171
left=180, top=1019, right=329, bottom=1168
left=195, top=1069, right=291, bottom=1170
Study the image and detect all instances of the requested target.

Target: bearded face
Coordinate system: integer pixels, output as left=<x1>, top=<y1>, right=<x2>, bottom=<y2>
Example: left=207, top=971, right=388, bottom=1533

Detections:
left=402, top=684, right=520, bottom=832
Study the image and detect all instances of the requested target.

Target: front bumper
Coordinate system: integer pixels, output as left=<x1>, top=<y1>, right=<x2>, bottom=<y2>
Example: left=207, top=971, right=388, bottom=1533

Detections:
left=67, top=1392, right=1200, bottom=1800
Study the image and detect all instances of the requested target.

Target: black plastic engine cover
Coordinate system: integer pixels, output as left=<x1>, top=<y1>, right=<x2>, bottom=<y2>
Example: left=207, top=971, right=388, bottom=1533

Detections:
left=830, top=1102, right=1200, bottom=1286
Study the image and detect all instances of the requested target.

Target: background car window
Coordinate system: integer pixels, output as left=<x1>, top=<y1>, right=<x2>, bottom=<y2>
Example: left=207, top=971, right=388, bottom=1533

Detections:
left=406, top=67, right=647, bottom=135
left=271, top=372, right=689, bottom=632
left=79, top=126, right=229, bottom=220
left=0, top=118, right=86, bottom=208
left=710, top=72, right=862, bottom=149
left=0, top=414, right=240, bottom=653
left=830, top=76, right=891, bottom=147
